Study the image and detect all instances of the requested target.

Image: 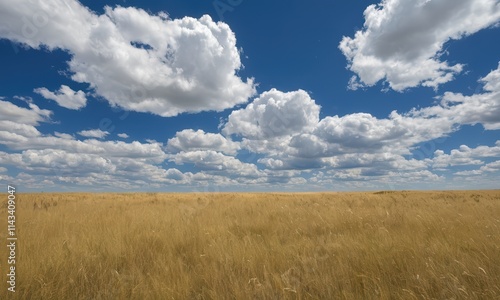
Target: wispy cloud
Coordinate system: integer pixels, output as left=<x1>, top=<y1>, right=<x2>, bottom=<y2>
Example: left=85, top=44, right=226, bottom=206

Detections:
left=78, top=129, right=109, bottom=139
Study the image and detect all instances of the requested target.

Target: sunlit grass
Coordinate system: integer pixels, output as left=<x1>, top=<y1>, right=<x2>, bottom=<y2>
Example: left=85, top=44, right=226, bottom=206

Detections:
left=1, top=191, right=499, bottom=299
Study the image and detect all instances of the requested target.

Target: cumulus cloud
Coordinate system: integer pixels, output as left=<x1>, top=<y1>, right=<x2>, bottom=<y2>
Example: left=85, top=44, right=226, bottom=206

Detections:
left=431, top=141, right=500, bottom=169
left=0, top=129, right=167, bottom=164
left=170, top=150, right=261, bottom=178
left=77, top=129, right=109, bottom=139
left=3, top=149, right=116, bottom=175
left=117, top=133, right=129, bottom=139
left=481, top=160, right=500, bottom=172
left=455, top=160, right=500, bottom=176
left=426, top=62, right=500, bottom=130
left=221, top=87, right=457, bottom=164
left=194, top=63, right=500, bottom=178
left=0, top=100, right=51, bottom=150
left=258, top=156, right=324, bottom=171
left=167, top=129, right=240, bottom=155
left=313, top=113, right=408, bottom=151
left=0, top=100, right=183, bottom=188
left=34, top=85, right=87, bottom=109
left=220, top=88, right=459, bottom=172
left=8, top=64, right=492, bottom=187
left=0, top=120, right=42, bottom=138
left=0, top=149, right=190, bottom=188
left=324, top=153, right=427, bottom=171
left=0, top=0, right=255, bottom=116
left=309, top=168, right=443, bottom=189
left=281, top=108, right=459, bottom=170
left=281, top=109, right=456, bottom=162
left=340, top=0, right=500, bottom=91
left=2, top=88, right=495, bottom=189
left=0, top=100, right=51, bottom=125
left=0, top=100, right=270, bottom=189
left=431, top=148, right=483, bottom=169
left=54, top=132, right=74, bottom=140
left=223, top=88, right=320, bottom=139
left=0, top=102, right=164, bottom=165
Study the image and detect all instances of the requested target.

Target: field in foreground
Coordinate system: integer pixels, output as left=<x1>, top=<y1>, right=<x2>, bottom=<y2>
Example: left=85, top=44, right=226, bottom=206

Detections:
left=1, top=191, right=499, bottom=299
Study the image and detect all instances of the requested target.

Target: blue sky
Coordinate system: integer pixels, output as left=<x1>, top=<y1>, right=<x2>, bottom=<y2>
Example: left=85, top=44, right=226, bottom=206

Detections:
left=0, top=0, right=499, bottom=192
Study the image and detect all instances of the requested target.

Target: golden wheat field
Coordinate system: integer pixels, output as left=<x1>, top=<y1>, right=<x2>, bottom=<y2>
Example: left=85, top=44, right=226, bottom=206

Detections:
left=1, top=191, right=499, bottom=299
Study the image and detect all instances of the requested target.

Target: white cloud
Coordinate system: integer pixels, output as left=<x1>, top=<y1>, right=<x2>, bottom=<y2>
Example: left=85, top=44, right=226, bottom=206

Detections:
left=219, top=88, right=460, bottom=173
left=34, top=85, right=87, bottom=109
left=0, top=100, right=179, bottom=188
left=288, top=134, right=331, bottom=158
left=78, top=129, right=109, bottom=139
left=83, top=140, right=167, bottom=162
left=54, top=132, right=75, bottom=140
left=223, top=88, right=320, bottom=139
left=3, top=149, right=116, bottom=175
left=282, top=109, right=457, bottom=164
left=0, top=149, right=190, bottom=188
left=313, top=113, right=408, bottom=151
left=309, top=168, right=443, bottom=189
left=0, top=0, right=256, bottom=117
left=431, top=141, right=500, bottom=169
left=432, top=149, right=483, bottom=169
left=262, top=169, right=305, bottom=185
left=340, top=0, right=500, bottom=91
left=0, top=120, right=42, bottom=138
left=425, top=62, right=500, bottom=130
left=0, top=100, right=51, bottom=151
left=0, top=99, right=166, bottom=163
left=323, top=153, right=427, bottom=171
left=454, top=169, right=483, bottom=176
left=170, top=150, right=261, bottom=178
left=167, top=129, right=240, bottom=155
left=117, top=133, right=129, bottom=139
left=481, top=160, right=500, bottom=172
left=455, top=160, right=500, bottom=176
left=0, top=100, right=185, bottom=189
left=241, top=136, right=293, bottom=156
left=0, top=131, right=167, bottom=162
left=258, top=156, right=323, bottom=171
left=0, top=100, right=51, bottom=125
left=221, top=87, right=459, bottom=166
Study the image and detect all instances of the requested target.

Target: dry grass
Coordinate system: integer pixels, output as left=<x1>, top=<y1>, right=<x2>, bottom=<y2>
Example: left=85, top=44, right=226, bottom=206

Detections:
left=1, top=191, right=499, bottom=299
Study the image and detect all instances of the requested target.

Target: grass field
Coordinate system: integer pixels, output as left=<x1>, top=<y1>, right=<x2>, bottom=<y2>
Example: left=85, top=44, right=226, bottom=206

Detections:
left=1, top=191, right=499, bottom=299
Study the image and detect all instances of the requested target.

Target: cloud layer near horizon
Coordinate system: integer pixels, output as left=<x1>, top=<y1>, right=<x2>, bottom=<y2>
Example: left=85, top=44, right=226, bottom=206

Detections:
left=1, top=62, right=500, bottom=190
